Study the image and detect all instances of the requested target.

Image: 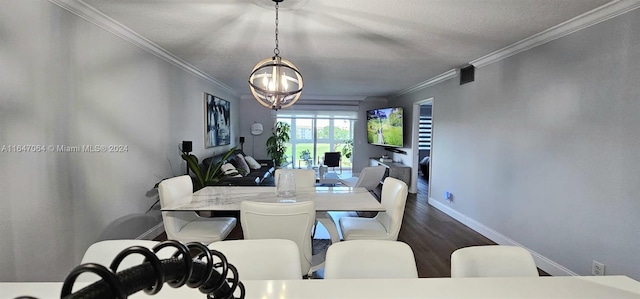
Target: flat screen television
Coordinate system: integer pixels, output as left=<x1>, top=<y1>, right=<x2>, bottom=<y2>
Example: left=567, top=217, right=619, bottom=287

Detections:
left=366, top=107, right=404, bottom=147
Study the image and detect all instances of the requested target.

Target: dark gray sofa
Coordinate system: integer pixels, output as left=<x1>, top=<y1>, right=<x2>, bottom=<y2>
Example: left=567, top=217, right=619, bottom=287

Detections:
left=202, top=150, right=275, bottom=186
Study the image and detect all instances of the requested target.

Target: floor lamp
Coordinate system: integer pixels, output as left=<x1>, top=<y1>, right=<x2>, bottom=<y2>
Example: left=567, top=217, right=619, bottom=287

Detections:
left=250, top=122, right=263, bottom=156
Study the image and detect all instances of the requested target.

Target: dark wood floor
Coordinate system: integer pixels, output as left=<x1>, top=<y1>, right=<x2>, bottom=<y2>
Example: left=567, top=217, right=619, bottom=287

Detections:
left=156, top=175, right=549, bottom=277
left=398, top=177, right=495, bottom=277
left=398, top=176, right=548, bottom=277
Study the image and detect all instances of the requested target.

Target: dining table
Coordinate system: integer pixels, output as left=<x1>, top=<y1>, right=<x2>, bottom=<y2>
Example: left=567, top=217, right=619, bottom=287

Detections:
left=160, top=185, right=385, bottom=244
left=3, top=276, right=639, bottom=299
left=160, top=186, right=385, bottom=212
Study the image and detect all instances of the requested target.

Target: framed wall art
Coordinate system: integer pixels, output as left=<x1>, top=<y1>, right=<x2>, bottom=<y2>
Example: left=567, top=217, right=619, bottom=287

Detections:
left=204, top=93, right=231, bottom=148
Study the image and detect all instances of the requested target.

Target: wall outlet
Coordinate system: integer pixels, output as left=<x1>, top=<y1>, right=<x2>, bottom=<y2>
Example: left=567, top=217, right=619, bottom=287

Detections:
left=444, top=191, right=453, bottom=203
left=591, top=260, right=605, bottom=276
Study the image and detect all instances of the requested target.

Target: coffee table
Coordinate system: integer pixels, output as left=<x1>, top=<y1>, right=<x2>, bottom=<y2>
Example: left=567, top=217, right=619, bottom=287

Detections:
left=318, top=172, right=340, bottom=185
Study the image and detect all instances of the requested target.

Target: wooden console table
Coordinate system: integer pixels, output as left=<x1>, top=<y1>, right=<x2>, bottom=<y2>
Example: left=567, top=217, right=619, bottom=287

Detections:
left=369, top=158, right=411, bottom=186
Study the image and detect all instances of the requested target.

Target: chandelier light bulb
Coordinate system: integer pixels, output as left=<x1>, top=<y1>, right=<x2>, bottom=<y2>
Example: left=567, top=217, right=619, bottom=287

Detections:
left=282, top=74, right=288, bottom=90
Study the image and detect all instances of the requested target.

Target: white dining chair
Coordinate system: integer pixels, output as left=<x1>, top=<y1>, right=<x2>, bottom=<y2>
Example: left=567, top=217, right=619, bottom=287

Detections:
left=78, top=239, right=172, bottom=282
left=339, top=166, right=386, bottom=190
left=450, top=245, right=539, bottom=278
left=208, top=239, right=303, bottom=280
left=274, top=169, right=316, bottom=188
left=324, top=166, right=387, bottom=240
left=324, top=240, right=418, bottom=279
left=274, top=168, right=343, bottom=245
left=339, top=177, right=408, bottom=241
left=240, top=201, right=315, bottom=276
left=274, top=169, right=333, bottom=241
left=158, top=175, right=237, bottom=244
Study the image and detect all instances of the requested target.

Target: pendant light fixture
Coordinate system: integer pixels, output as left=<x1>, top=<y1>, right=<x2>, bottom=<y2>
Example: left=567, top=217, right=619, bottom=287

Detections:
left=248, top=0, right=303, bottom=110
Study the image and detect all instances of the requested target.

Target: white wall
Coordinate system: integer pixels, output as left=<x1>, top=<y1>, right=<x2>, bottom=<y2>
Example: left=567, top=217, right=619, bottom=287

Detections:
left=0, top=0, right=239, bottom=281
left=393, top=9, right=640, bottom=279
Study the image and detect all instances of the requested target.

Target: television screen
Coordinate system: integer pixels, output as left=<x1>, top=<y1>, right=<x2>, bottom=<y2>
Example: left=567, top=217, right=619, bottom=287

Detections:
left=366, top=107, right=404, bottom=147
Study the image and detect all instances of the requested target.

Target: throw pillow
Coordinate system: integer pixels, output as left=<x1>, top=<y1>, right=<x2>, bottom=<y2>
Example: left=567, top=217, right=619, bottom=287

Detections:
left=221, top=163, right=242, bottom=178
left=234, top=154, right=251, bottom=176
left=244, top=156, right=262, bottom=170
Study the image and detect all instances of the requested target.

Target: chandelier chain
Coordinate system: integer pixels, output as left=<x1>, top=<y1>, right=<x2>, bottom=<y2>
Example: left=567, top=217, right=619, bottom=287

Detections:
left=274, top=2, right=280, bottom=56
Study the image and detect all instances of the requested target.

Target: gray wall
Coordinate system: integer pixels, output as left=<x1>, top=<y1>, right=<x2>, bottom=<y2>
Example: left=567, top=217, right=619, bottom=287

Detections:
left=352, top=97, right=389, bottom=172
left=393, top=9, right=640, bottom=279
left=237, top=98, right=275, bottom=160
left=0, top=0, right=239, bottom=281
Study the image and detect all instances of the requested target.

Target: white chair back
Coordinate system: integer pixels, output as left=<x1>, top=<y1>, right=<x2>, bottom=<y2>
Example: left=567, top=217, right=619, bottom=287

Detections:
left=240, top=201, right=315, bottom=275
left=158, top=175, right=197, bottom=241
left=324, top=240, right=418, bottom=279
left=79, top=240, right=171, bottom=282
left=353, top=166, right=386, bottom=190
left=274, top=169, right=316, bottom=188
left=373, top=177, right=409, bottom=240
left=209, top=239, right=303, bottom=280
left=451, top=245, right=539, bottom=277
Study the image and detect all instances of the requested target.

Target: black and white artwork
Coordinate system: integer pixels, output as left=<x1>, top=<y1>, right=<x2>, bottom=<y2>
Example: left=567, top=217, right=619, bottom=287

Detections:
left=204, top=93, right=231, bottom=148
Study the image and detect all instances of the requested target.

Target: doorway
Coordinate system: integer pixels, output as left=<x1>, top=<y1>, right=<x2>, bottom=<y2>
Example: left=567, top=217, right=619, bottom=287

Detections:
left=411, top=98, right=433, bottom=197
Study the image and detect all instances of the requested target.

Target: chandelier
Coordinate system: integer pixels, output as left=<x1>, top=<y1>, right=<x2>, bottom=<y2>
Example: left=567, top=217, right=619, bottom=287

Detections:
left=248, top=0, right=303, bottom=110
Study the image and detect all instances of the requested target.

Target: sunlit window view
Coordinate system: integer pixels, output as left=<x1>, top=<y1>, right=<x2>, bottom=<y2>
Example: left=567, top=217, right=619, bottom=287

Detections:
left=276, top=115, right=354, bottom=170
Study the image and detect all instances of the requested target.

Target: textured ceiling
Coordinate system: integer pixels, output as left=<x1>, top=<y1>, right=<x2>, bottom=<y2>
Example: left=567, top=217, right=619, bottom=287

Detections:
left=76, top=0, right=613, bottom=101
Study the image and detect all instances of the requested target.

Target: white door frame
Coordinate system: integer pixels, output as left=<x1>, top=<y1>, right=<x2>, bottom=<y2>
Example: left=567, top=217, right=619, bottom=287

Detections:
left=411, top=98, right=433, bottom=196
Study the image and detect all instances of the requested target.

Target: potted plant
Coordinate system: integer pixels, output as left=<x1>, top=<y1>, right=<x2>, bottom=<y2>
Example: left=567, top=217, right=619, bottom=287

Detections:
left=300, top=149, right=312, bottom=168
left=338, top=139, right=353, bottom=160
left=266, top=121, right=290, bottom=167
left=300, top=149, right=311, bottom=160
left=181, top=147, right=242, bottom=190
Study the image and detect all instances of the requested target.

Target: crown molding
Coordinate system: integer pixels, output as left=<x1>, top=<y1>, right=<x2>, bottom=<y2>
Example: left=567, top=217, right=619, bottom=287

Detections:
left=391, top=1, right=640, bottom=98
left=471, top=0, right=640, bottom=68
left=47, top=0, right=239, bottom=97
left=392, top=69, right=458, bottom=97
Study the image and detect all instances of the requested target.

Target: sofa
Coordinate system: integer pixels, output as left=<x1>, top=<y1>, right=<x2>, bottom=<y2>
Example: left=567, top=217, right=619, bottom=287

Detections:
left=202, top=150, right=275, bottom=186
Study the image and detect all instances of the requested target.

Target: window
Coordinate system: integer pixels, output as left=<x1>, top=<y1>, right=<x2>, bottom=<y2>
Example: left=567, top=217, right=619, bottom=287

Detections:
left=419, top=115, right=432, bottom=151
left=276, top=109, right=357, bottom=169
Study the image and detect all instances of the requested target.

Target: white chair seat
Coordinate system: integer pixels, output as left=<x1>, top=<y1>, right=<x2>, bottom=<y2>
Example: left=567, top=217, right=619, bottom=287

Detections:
left=177, top=217, right=236, bottom=244
left=159, top=175, right=237, bottom=244
left=339, top=177, right=359, bottom=187
left=339, top=217, right=388, bottom=239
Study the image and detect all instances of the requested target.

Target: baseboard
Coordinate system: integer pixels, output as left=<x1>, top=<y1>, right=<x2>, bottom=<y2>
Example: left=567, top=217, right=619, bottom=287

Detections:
left=136, top=222, right=164, bottom=240
left=428, top=197, right=577, bottom=277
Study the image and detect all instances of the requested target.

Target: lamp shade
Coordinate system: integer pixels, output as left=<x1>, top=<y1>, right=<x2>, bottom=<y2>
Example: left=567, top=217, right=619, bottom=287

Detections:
left=251, top=123, right=264, bottom=136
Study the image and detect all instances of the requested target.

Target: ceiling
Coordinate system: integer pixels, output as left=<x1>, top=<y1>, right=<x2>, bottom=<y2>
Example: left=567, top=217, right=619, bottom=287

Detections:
left=70, top=0, right=613, bottom=101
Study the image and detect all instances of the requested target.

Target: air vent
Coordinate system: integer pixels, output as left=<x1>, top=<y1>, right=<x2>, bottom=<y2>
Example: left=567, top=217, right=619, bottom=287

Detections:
left=460, top=65, right=475, bottom=85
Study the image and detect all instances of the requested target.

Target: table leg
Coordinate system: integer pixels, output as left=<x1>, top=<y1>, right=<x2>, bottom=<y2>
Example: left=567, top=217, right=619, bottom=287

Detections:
left=316, top=212, right=341, bottom=244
